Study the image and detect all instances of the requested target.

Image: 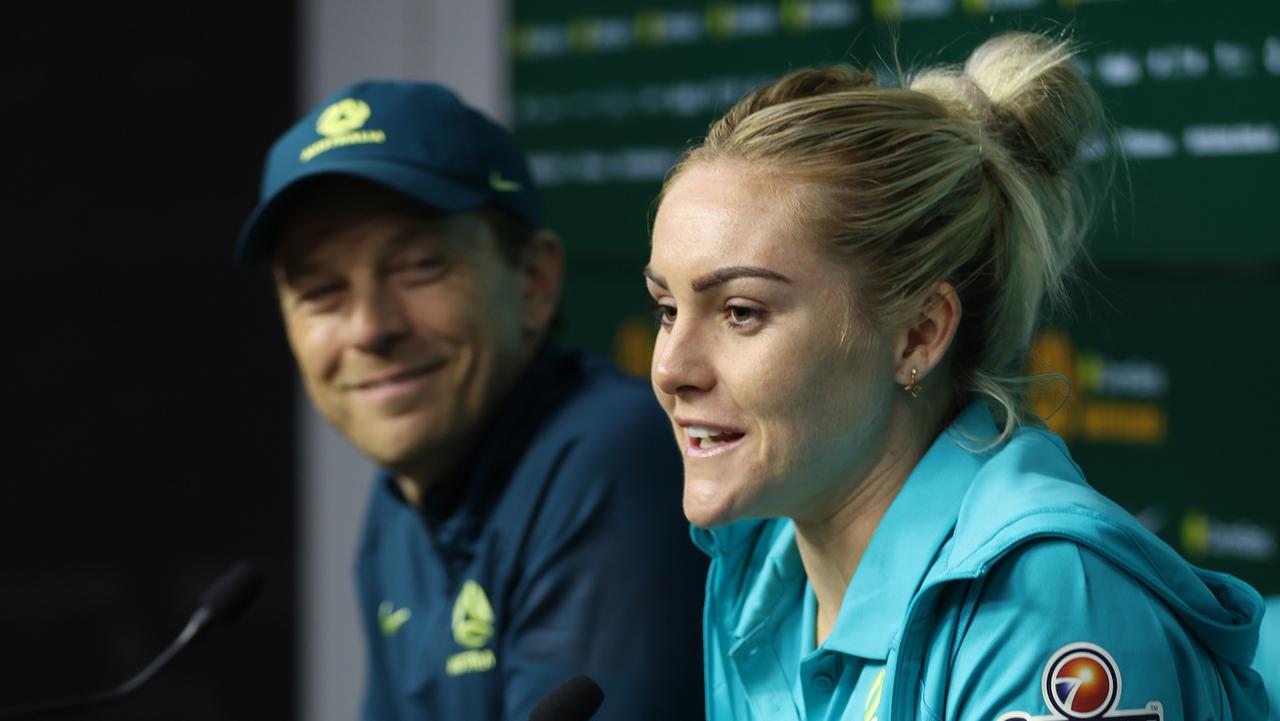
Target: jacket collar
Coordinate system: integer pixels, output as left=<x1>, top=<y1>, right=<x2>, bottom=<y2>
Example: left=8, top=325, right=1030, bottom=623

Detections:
left=377, top=342, right=566, bottom=541
left=820, top=402, right=994, bottom=659
left=709, top=402, right=997, bottom=660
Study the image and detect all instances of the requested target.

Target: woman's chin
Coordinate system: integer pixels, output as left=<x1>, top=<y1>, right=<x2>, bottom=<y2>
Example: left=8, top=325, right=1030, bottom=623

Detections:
left=683, top=478, right=741, bottom=529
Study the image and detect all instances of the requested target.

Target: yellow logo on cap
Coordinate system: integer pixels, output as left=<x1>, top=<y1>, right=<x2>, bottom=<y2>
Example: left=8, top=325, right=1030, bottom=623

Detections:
left=300, top=97, right=386, bottom=162
left=489, top=170, right=523, bottom=192
left=316, top=98, right=372, bottom=137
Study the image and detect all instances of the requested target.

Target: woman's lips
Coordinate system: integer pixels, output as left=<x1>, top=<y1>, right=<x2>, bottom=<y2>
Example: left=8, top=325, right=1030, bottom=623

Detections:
left=681, top=423, right=747, bottom=459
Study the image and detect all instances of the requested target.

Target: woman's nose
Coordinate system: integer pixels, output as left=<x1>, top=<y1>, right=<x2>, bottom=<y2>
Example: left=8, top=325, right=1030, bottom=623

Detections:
left=652, top=321, right=715, bottom=398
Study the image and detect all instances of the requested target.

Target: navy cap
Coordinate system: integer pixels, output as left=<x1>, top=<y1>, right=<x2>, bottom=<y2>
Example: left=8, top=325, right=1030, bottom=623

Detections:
left=236, top=80, right=540, bottom=260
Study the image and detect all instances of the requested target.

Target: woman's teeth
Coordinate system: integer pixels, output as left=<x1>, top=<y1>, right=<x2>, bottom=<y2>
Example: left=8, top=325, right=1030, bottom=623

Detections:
left=686, top=426, right=740, bottom=448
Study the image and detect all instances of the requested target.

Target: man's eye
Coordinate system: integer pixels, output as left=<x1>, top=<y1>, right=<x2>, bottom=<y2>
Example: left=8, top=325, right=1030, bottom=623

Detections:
left=393, top=256, right=446, bottom=280
left=300, top=283, right=343, bottom=302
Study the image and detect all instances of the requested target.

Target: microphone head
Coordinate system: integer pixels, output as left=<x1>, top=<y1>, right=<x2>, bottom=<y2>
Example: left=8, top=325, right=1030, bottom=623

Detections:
left=528, top=674, right=604, bottom=721
left=197, top=561, right=264, bottom=627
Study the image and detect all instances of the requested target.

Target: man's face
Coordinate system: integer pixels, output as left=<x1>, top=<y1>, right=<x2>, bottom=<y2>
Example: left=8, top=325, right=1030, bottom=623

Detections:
left=272, top=187, right=532, bottom=481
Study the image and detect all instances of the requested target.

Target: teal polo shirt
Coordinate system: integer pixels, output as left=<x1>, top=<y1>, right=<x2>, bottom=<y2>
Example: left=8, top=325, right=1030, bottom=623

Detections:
left=1255, top=596, right=1280, bottom=720
left=694, top=402, right=1268, bottom=721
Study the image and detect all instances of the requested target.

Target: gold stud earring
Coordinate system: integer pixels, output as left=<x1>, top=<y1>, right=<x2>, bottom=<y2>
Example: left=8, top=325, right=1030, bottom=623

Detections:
left=904, top=368, right=922, bottom=398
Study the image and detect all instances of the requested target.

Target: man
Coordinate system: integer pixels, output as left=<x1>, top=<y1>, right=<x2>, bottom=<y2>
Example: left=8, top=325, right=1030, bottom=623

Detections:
left=237, top=81, right=706, bottom=720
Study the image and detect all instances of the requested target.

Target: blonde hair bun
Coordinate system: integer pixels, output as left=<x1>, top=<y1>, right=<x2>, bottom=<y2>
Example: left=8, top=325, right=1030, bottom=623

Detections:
left=967, top=33, right=1103, bottom=174
left=911, top=33, right=1103, bottom=175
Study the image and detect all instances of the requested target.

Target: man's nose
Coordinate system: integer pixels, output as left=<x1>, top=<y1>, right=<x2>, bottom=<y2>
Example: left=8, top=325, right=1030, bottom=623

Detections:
left=348, top=284, right=410, bottom=353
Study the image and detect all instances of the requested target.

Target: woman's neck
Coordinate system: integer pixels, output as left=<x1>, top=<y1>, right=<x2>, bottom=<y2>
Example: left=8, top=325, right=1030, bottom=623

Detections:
left=793, top=403, right=935, bottom=647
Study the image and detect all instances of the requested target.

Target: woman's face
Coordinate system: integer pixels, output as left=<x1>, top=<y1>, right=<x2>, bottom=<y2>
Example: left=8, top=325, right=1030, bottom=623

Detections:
left=647, top=161, right=899, bottom=529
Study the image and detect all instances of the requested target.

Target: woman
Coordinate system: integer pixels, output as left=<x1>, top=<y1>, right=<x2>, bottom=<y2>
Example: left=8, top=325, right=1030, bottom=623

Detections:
left=645, top=32, right=1268, bottom=721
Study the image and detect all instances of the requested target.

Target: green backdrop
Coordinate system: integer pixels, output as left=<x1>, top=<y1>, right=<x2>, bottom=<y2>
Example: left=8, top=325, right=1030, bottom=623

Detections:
left=509, top=0, right=1280, bottom=593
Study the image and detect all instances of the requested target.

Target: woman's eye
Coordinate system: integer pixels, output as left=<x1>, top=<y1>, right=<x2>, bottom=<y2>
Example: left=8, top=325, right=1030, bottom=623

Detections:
left=726, top=305, right=763, bottom=326
left=651, top=303, right=677, bottom=327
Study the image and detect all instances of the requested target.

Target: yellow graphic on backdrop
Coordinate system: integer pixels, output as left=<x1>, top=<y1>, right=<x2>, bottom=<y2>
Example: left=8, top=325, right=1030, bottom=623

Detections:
left=612, top=316, right=655, bottom=378
left=1181, top=509, right=1212, bottom=558
left=705, top=3, right=737, bottom=39
left=1025, top=329, right=1168, bottom=445
left=872, top=0, right=901, bottom=22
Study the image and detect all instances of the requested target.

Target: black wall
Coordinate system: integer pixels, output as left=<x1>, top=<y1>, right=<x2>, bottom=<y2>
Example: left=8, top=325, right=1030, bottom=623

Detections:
left=3, top=3, right=299, bottom=719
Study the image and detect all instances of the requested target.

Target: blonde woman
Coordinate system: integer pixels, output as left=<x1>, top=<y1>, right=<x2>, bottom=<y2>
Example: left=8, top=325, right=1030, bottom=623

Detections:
left=645, top=33, right=1268, bottom=721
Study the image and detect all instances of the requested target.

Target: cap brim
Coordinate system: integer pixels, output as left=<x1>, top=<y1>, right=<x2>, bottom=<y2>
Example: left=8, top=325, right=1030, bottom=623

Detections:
left=235, top=157, right=489, bottom=262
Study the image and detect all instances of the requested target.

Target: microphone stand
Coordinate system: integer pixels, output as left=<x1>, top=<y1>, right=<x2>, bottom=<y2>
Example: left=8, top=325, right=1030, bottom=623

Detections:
left=0, top=562, right=261, bottom=720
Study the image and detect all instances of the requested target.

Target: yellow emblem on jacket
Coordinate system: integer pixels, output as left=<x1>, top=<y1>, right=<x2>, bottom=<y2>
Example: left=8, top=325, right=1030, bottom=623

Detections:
left=446, top=580, right=497, bottom=676
left=377, top=600, right=412, bottom=636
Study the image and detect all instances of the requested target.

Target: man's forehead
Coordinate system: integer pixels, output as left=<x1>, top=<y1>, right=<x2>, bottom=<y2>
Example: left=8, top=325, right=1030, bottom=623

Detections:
left=282, top=175, right=439, bottom=228
left=274, top=214, right=439, bottom=267
left=271, top=204, right=494, bottom=276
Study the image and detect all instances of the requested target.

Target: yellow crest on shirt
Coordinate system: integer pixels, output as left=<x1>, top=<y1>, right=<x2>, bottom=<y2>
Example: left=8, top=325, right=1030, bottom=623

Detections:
left=445, top=580, right=498, bottom=676
left=452, top=580, right=495, bottom=649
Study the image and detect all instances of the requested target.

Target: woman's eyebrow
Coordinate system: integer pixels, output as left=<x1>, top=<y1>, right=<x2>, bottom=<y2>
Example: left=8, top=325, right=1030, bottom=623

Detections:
left=642, top=266, right=668, bottom=289
left=643, top=265, right=792, bottom=292
left=690, top=266, right=791, bottom=292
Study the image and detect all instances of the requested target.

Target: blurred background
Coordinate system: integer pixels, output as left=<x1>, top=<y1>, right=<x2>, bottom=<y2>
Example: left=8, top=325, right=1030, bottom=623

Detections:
left=3, top=1, right=1276, bottom=719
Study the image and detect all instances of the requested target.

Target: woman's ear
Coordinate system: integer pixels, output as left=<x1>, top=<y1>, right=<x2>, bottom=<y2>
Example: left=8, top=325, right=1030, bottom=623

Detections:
left=892, top=281, right=962, bottom=388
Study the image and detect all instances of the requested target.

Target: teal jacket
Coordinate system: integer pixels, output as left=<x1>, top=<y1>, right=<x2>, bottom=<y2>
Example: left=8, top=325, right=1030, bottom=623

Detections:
left=694, top=402, right=1269, bottom=721
left=1255, top=597, right=1280, bottom=720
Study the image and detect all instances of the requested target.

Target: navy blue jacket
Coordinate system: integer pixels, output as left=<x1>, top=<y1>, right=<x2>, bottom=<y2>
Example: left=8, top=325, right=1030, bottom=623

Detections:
left=356, top=346, right=707, bottom=720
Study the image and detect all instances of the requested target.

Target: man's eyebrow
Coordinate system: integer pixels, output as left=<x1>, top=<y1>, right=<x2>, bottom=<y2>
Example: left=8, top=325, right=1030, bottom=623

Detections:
left=690, top=266, right=791, bottom=292
left=276, top=251, right=327, bottom=281
left=279, top=220, right=444, bottom=278
left=386, top=219, right=445, bottom=249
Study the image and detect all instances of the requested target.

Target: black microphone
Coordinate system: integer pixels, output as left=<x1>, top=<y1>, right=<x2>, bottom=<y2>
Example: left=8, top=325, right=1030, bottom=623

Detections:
left=0, top=561, right=264, bottom=720
left=528, top=674, right=604, bottom=721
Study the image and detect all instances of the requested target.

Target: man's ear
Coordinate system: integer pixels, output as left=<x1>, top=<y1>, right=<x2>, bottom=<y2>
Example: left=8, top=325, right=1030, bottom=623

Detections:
left=518, top=230, right=563, bottom=339
left=892, top=281, right=962, bottom=389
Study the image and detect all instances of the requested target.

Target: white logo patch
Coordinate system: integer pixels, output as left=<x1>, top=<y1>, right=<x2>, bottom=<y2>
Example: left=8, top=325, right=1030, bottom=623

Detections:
left=996, top=642, right=1163, bottom=721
